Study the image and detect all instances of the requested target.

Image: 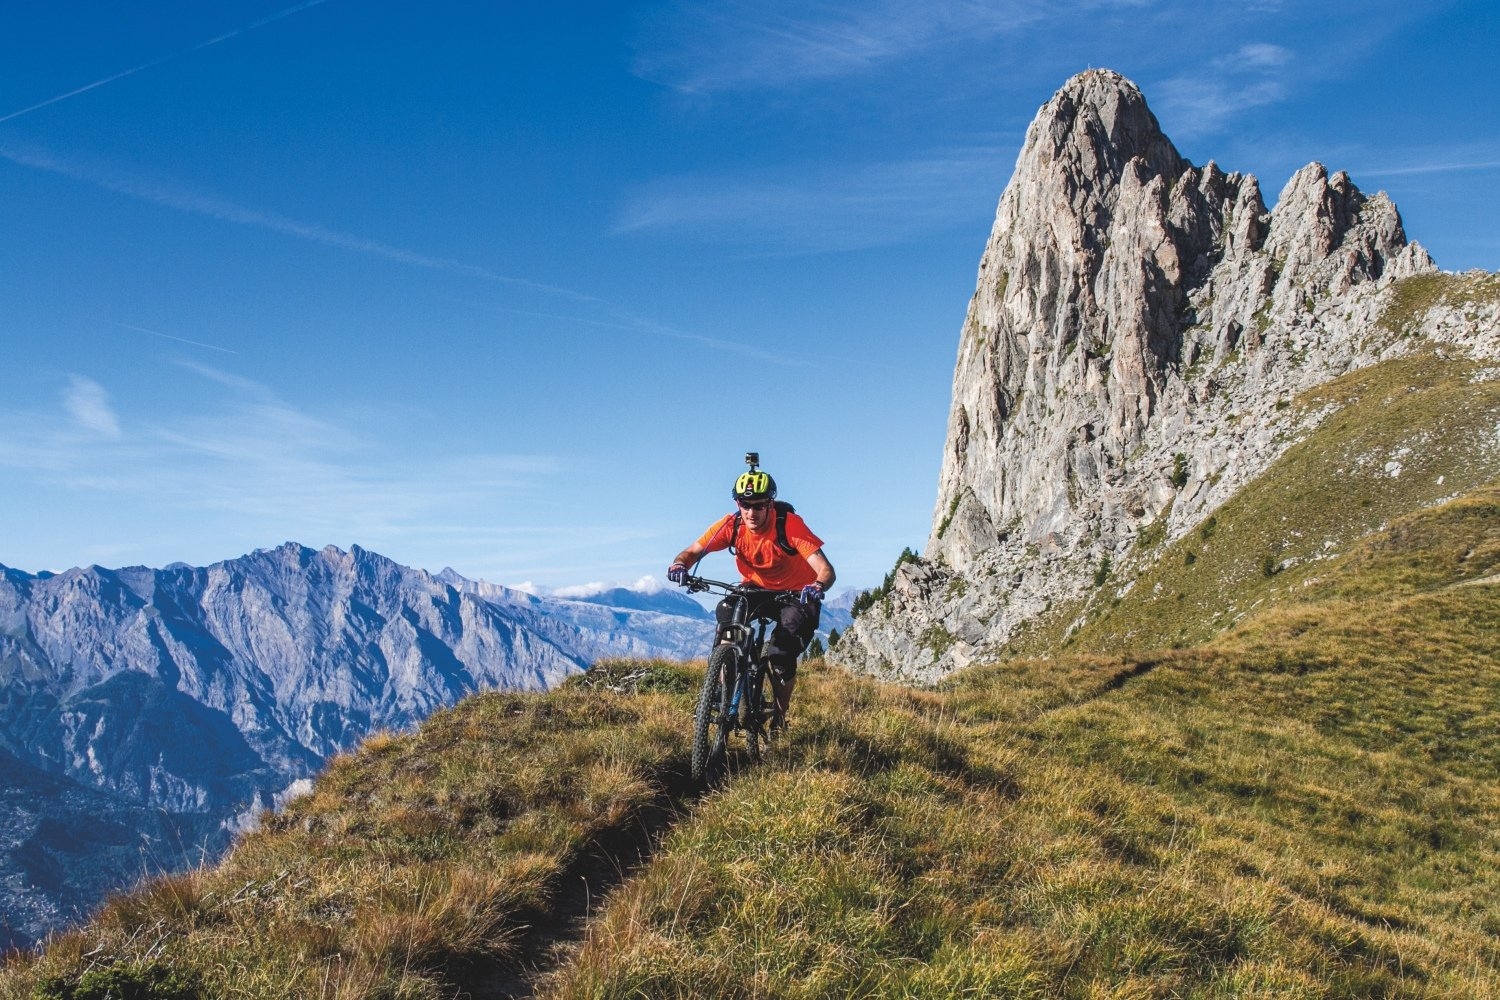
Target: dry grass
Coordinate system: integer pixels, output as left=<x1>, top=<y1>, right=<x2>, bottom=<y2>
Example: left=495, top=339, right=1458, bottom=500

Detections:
left=5, top=494, right=1500, bottom=997
left=1038, top=349, right=1500, bottom=655
left=1380, top=271, right=1500, bottom=338
left=0, top=661, right=697, bottom=1000
left=541, top=488, right=1500, bottom=998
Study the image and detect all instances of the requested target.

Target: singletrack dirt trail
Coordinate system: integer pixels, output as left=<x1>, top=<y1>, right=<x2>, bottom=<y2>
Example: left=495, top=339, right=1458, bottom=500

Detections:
left=464, top=783, right=688, bottom=999
left=459, top=660, right=791, bottom=999
left=466, top=743, right=779, bottom=998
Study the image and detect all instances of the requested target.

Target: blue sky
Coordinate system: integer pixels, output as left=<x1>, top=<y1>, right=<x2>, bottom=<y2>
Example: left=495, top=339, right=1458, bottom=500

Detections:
left=2, top=0, right=1496, bottom=592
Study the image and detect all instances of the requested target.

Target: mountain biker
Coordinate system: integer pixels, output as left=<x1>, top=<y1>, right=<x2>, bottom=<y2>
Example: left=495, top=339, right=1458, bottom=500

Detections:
left=667, top=461, right=836, bottom=724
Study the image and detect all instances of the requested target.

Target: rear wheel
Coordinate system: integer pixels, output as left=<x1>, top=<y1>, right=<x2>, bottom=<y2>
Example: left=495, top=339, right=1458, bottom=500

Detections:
left=744, top=658, right=773, bottom=762
left=692, top=645, right=738, bottom=784
left=765, top=663, right=787, bottom=744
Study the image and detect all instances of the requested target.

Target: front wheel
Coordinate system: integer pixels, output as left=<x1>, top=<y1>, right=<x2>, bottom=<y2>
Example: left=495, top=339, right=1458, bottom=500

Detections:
left=692, top=645, right=739, bottom=784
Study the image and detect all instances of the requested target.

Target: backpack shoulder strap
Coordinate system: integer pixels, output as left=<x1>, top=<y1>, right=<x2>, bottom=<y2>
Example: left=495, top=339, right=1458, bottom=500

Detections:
left=773, top=501, right=797, bottom=556
left=728, top=511, right=743, bottom=555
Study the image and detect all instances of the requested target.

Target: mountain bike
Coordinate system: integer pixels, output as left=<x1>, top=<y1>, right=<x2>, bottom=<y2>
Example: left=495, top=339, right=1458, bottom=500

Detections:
left=683, top=576, right=800, bottom=785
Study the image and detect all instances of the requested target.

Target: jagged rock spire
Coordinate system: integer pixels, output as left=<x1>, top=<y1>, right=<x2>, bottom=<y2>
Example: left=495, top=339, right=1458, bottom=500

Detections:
left=837, top=68, right=1437, bottom=681
left=937, top=71, right=1225, bottom=566
left=931, top=69, right=1426, bottom=572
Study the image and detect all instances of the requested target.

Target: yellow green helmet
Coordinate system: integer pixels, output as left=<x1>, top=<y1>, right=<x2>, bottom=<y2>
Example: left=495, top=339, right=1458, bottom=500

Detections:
left=732, top=469, right=777, bottom=503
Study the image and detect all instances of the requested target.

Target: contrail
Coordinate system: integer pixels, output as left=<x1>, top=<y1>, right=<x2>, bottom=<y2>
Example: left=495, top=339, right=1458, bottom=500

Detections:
left=0, top=138, right=598, bottom=304
left=112, top=322, right=238, bottom=355
left=0, top=139, right=798, bottom=364
left=1359, top=159, right=1500, bottom=178
left=0, top=0, right=330, bottom=125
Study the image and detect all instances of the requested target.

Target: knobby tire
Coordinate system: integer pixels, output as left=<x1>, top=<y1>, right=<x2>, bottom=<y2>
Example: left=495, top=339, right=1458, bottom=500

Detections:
left=692, top=645, right=738, bottom=784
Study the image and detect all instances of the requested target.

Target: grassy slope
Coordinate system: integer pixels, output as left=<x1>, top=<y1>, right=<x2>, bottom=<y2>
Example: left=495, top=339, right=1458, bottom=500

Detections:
left=5, top=488, right=1498, bottom=998
left=0, top=670, right=698, bottom=999
left=1009, top=345, right=1500, bottom=657
left=542, top=490, right=1500, bottom=998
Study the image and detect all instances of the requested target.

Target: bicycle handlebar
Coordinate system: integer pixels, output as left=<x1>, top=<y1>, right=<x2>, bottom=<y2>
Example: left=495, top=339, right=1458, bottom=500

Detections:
left=682, top=575, right=803, bottom=603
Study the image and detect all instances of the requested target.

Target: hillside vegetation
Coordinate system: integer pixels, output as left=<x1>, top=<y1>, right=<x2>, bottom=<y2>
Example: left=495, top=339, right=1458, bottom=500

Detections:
left=1003, top=340, right=1500, bottom=658
left=3, top=481, right=1498, bottom=998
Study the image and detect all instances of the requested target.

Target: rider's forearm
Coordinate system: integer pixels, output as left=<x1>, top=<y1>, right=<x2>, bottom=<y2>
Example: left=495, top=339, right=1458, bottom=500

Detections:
left=671, top=547, right=702, bottom=570
left=807, top=551, right=835, bottom=591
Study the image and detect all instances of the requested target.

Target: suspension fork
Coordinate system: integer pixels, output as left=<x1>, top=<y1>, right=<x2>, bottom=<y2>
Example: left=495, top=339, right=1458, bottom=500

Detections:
left=716, top=594, right=754, bottom=721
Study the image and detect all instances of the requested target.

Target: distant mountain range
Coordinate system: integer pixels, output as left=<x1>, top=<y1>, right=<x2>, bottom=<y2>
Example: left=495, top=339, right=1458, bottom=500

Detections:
left=0, top=542, right=849, bottom=950
left=547, top=582, right=713, bottom=618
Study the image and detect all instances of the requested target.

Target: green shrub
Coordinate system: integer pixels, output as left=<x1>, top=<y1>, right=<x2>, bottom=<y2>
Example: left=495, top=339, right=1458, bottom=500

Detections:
left=936, top=492, right=964, bottom=539
left=853, top=547, right=921, bottom=618
left=37, top=963, right=199, bottom=1000
left=1171, top=453, right=1190, bottom=489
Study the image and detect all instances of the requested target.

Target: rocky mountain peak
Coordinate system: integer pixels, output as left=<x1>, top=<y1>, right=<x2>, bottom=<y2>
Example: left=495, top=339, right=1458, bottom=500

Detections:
left=835, top=69, right=1457, bottom=682
left=1023, top=68, right=1186, bottom=201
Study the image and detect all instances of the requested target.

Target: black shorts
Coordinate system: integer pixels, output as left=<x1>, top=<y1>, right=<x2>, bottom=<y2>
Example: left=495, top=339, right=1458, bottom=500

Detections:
left=715, top=588, right=820, bottom=678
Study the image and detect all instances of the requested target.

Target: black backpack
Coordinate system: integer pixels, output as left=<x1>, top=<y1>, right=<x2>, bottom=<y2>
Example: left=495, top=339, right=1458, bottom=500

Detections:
left=728, top=500, right=798, bottom=557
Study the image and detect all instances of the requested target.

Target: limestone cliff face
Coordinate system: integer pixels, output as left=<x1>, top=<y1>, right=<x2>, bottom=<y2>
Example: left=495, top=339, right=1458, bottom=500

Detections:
left=834, top=69, right=1479, bottom=681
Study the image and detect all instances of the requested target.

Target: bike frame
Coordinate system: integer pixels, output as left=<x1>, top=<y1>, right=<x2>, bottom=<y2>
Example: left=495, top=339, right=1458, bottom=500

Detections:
left=685, top=576, right=799, bottom=781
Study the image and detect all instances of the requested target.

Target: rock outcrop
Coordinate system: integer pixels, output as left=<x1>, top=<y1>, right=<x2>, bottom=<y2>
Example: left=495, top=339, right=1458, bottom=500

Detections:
left=833, top=69, right=1498, bottom=682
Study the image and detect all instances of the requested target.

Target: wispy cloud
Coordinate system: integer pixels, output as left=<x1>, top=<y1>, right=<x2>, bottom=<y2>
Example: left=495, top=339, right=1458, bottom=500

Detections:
left=0, top=364, right=556, bottom=548
left=632, top=0, right=1201, bottom=94
left=62, top=376, right=122, bottom=438
left=0, top=139, right=800, bottom=364
left=0, top=0, right=331, bottom=124
left=633, top=0, right=1047, bottom=93
left=614, top=149, right=1005, bottom=252
left=113, top=321, right=238, bottom=354
left=1355, top=159, right=1500, bottom=179
left=1151, top=43, right=1293, bottom=138
left=1216, top=42, right=1290, bottom=70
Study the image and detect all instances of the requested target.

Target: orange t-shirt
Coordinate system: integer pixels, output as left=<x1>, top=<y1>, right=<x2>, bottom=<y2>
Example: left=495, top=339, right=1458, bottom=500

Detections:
left=696, top=509, right=824, bottom=590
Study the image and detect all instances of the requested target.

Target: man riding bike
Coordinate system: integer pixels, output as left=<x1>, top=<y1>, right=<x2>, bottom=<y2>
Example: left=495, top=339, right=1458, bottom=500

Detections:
left=668, top=456, right=836, bottom=725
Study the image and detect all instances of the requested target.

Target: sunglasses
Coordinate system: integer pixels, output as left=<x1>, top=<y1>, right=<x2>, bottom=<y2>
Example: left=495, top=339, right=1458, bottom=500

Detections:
left=736, top=499, right=773, bottom=510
